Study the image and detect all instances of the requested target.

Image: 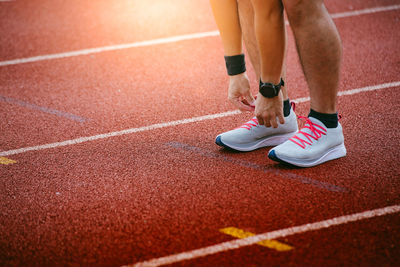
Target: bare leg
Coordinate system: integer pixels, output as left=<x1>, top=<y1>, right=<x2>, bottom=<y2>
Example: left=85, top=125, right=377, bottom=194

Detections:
left=237, top=0, right=288, bottom=100
left=283, top=0, right=342, bottom=113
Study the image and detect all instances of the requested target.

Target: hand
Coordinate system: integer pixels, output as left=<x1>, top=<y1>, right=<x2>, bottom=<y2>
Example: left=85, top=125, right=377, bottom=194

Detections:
left=228, top=73, right=256, bottom=112
left=255, top=91, right=285, bottom=128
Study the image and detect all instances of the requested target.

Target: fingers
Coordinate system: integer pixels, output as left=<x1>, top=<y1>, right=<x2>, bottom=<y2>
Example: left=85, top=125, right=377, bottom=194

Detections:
left=232, top=92, right=256, bottom=111
left=278, top=113, right=285, bottom=125
left=269, top=113, right=279, bottom=128
left=256, top=112, right=276, bottom=128
left=227, top=73, right=254, bottom=111
left=230, top=98, right=255, bottom=112
left=245, top=93, right=256, bottom=108
left=257, top=116, right=264, bottom=126
left=254, top=92, right=285, bottom=128
left=256, top=111, right=285, bottom=128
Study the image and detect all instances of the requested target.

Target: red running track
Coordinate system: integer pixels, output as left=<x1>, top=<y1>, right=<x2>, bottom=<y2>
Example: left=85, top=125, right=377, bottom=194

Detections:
left=0, top=0, right=400, bottom=266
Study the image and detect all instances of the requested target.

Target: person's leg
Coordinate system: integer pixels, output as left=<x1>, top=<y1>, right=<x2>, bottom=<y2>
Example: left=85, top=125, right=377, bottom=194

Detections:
left=282, top=0, right=342, bottom=114
left=268, top=0, right=346, bottom=167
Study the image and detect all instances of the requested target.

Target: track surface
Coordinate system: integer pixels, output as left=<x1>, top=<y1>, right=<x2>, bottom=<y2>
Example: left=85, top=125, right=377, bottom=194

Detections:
left=1, top=0, right=399, bottom=266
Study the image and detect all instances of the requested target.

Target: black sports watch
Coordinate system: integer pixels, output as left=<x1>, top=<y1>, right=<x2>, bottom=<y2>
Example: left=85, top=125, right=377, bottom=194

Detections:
left=259, top=78, right=284, bottom=98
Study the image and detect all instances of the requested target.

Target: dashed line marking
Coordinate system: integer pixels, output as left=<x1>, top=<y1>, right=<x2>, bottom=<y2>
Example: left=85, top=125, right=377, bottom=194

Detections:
left=0, top=5, right=399, bottom=67
left=128, top=204, right=400, bottom=267
left=0, top=81, right=399, bottom=157
left=0, top=95, right=88, bottom=122
left=0, top=157, right=17, bottom=165
left=220, top=227, right=293, bottom=251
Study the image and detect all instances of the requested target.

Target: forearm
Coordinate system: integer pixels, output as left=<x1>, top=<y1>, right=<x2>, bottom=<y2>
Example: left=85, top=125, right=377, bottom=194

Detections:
left=210, top=0, right=243, bottom=56
left=251, top=0, right=285, bottom=84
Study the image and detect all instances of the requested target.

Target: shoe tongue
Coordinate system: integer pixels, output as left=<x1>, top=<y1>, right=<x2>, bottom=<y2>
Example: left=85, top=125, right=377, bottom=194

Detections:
left=302, top=117, right=327, bottom=133
left=246, top=117, right=259, bottom=124
left=307, top=116, right=324, bottom=126
left=237, top=117, right=259, bottom=130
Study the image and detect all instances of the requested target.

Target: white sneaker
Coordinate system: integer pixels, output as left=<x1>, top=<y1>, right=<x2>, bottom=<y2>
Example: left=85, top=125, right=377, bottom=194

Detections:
left=268, top=116, right=346, bottom=167
left=215, top=109, right=298, bottom=151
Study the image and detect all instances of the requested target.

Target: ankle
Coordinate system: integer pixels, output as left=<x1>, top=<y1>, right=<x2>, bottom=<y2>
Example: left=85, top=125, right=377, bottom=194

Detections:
left=308, top=109, right=338, bottom=128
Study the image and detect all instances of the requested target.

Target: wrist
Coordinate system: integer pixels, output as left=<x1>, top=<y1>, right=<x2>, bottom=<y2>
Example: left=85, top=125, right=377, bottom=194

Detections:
left=229, top=72, right=246, bottom=79
left=259, top=78, right=284, bottom=98
left=224, top=54, right=246, bottom=76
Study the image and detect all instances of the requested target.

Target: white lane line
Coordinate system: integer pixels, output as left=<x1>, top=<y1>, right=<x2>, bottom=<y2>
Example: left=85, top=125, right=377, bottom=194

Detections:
left=1, top=81, right=399, bottom=157
left=128, top=204, right=400, bottom=267
left=0, top=110, right=238, bottom=157
left=0, top=4, right=399, bottom=67
left=0, top=31, right=219, bottom=67
left=292, top=81, right=400, bottom=104
left=331, top=4, right=400, bottom=19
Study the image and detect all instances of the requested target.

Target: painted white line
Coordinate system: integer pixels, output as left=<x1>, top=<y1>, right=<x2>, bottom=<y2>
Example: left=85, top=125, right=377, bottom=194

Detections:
left=331, top=4, right=400, bottom=19
left=129, top=204, right=400, bottom=267
left=0, top=81, right=399, bottom=157
left=0, top=110, right=239, bottom=157
left=0, top=4, right=399, bottom=67
left=337, top=82, right=400, bottom=96
left=292, top=81, right=400, bottom=104
left=0, top=31, right=218, bottom=67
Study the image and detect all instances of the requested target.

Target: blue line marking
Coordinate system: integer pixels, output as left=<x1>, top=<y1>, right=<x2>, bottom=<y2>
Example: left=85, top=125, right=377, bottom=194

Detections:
left=166, top=141, right=348, bottom=193
left=0, top=95, right=88, bottom=123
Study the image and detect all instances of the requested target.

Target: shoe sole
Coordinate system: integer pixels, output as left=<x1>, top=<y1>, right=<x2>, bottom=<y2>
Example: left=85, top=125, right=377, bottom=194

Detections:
left=216, top=131, right=297, bottom=152
left=268, top=143, right=347, bottom=167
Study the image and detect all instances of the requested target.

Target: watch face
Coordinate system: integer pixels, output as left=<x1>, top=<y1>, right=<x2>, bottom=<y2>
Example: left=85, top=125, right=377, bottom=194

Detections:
left=260, top=83, right=277, bottom=98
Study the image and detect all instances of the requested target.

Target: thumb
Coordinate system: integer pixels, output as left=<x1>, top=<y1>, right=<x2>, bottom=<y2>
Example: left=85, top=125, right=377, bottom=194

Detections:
left=244, top=93, right=256, bottom=107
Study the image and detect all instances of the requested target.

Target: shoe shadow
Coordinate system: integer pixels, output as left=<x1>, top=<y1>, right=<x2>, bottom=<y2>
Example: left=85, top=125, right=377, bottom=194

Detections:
left=218, top=147, right=302, bottom=170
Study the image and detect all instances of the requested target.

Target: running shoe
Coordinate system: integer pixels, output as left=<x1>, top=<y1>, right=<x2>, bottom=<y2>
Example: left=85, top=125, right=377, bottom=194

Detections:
left=268, top=116, right=346, bottom=167
left=215, top=108, right=298, bottom=151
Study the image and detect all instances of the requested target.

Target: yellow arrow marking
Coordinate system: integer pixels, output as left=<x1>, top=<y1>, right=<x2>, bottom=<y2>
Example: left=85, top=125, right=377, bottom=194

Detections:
left=220, top=227, right=293, bottom=252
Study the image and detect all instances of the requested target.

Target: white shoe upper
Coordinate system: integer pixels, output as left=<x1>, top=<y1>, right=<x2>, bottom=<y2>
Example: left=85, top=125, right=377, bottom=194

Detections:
left=268, top=116, right=346, bottom=167
left=216, top=109, right=298, bottom=151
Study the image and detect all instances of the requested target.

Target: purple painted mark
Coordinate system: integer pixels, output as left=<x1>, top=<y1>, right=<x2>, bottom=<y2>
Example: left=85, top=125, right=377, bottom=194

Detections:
left=0, top=95, right=88, bottom=123
left=166, top=141, right=348, bottom=193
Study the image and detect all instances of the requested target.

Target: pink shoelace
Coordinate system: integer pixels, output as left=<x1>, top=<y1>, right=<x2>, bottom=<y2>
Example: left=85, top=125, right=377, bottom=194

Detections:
left=237, top=117, right=259, bottom=130
left=289, top=116, right=327, bottom=149
left=236, top=102, right=297, bottom=131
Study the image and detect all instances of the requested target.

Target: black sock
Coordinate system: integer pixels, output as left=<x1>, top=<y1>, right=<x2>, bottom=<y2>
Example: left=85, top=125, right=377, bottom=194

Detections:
left=283, top=99, right=291, bottom=117
left=308, top=109, right=338, bottom=128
